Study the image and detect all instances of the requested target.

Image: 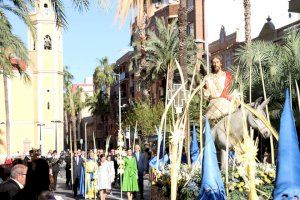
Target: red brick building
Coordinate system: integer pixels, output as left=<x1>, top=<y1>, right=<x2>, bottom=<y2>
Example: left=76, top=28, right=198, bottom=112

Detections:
left=94, top=1, right=206, bottom=147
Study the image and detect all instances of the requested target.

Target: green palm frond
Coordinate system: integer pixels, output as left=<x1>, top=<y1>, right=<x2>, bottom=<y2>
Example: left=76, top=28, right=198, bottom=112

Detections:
left=72, top=0, right=90, bottom=12
left=51, top=0, right=68, bottom=28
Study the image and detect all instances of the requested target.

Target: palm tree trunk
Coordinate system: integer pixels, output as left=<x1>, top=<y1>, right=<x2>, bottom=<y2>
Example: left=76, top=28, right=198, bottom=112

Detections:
left=77, top=111, right=82, bottom=147
left=244, top=0, right=252, bottom=103
left=139, top=3, right=147, bottom=71
left=244, top=0, right=251, bottom=44
left=64, top=110, right=68, bottom=146
left=69, top=93, right=77, bottom=151
left=71, top=116, right=77, bottom=151
left=3, top=75, right=11, bottom=156
left=106, top=82, right=110, bottom=98
left=178, top=0, right=188, bottom=80
left=178, top=0, right=191, bottom=166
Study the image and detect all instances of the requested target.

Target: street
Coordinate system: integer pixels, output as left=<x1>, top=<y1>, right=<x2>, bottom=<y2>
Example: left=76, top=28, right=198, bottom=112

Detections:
left=54, top=169, right=151, bottom=200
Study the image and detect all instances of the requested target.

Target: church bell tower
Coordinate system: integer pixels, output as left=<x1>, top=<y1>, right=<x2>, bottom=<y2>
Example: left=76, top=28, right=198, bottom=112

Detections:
left=28, top=0, right=64, bottom=154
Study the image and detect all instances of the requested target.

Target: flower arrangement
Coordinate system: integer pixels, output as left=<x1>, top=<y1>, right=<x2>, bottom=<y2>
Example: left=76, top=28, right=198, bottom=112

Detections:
left=116, top=130, right=126, bottom=175
left=151, top=164, right=201, bottom=199
left=151, top=162, right=275, bottom=199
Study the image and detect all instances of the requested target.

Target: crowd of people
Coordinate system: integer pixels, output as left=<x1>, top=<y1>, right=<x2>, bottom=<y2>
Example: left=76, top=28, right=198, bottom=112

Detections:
left=0, top=149, right=64, bottom=200
left=0, top=145, right=152, bottom=200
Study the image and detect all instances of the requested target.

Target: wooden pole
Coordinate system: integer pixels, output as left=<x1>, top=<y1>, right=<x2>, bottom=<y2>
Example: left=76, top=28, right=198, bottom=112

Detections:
left=93, top=131, right=96, bottom=151
left=162, top=66, right=170, bottom=172
left=289, top=73, right=293, bottom=110
left=133, top=122, right=137, bottom=150
left=199, top=89, right=203, bottom=153
left=70, top=124, right=74, bottom=186
left=128, top=126, right=131, bottom=149
left=258, top=58, right=274, bottom=164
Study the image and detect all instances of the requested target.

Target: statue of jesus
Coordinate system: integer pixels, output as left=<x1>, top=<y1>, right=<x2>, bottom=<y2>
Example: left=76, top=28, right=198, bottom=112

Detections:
left=203, top=55, right=233, bottom=120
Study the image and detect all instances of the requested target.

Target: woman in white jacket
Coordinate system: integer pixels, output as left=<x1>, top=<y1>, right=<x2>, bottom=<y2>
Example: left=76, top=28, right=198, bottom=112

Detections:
left=107, top=155, right=115, bottom=195
left=97, top=154, right=111, bottom=200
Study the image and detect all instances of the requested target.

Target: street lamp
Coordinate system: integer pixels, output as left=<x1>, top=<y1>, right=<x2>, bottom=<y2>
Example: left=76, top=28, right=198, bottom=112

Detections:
left=37, top=122, right=45, bottom=155
left=111, top=72, right=128, bottom=200
left=110, top=72, right=123, bottom=136
left=51, top=120, right=62, bottom=151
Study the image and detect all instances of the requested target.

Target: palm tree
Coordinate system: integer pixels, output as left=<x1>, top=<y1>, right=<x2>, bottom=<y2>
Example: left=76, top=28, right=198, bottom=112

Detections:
left=235, top=30, right=300, bottom=120
left=132, top=17, right=199, bottom=166
left=93, top=57, right=115, bottom=98
left=63, top=66, right=87, bottom=151
left=1, top=8, right=31, bottom=155
left=73, top=87, right=87, bottom=144
left=133, top=17, right=198, bottom=89
left=134, top=17, right=178, bottom=88
left=63, top=66, right=74, bottom=147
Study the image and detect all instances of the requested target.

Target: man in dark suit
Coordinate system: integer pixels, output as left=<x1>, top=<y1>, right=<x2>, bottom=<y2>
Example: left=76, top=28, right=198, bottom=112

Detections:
left=73, top=150, right=83, bottom=197
left=110, top=149, right=118, bottom=185
left=49, top=150, right=61, bottom=191
left=134, top=145, right=147, bottom=199
left=65, top=151, right=71, bottom=188
left=24, top=150, right=33, bottom=165
left=0, top=164, right=27, bottom=200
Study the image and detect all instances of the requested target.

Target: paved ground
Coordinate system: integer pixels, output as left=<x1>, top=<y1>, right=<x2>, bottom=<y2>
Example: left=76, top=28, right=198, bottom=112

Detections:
left=54, top=169, right=151, bottom=200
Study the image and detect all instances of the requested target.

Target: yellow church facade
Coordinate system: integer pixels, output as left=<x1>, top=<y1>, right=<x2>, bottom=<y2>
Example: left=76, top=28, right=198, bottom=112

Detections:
left=0, top=0, right=64, bottom=158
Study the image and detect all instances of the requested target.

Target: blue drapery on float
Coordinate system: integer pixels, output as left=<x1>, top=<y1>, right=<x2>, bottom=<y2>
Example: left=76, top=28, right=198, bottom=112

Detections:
left=79, top=166, right=85, bottom=197
left=149, top=127, right=169, bottom=170
left=198, top=119, right=226, bottom=200
left=190, top=123, right=200, bottom=164
left=273, top=90, right=300, bottom=199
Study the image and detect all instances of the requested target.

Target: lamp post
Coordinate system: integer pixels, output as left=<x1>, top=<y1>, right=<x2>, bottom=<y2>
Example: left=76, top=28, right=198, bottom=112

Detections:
left=51, top=120, right=62, bottom=151
left=37, top=122, right=45, bottom=155
left=111, top=72, right=128, bottom=200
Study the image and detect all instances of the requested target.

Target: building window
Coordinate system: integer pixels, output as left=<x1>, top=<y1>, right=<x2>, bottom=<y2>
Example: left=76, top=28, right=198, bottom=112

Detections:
left=33, top=41, right=36, bottom=50
left=47, top=102, right=50, bottom=110
left=187, top=0, right=194, bottom=11
left=187, top=23, right=194, bottom=37
left=44, top=35, right=52, bottom=50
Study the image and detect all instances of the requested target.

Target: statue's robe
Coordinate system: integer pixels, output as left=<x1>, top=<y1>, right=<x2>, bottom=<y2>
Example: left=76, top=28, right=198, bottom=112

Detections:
left=203, top=71, right=233, bottom=120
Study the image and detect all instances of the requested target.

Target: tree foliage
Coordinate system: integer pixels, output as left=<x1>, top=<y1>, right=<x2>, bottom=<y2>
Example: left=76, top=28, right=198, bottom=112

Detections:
left=234, top=30, right=300, bottom=121
left=123, top=99, right=166, bottom=137
left=93, top=56, right=115, bottom=96
left=132, top=17, right=199, bottom=88
left=87, top=57, right=115, bottom=116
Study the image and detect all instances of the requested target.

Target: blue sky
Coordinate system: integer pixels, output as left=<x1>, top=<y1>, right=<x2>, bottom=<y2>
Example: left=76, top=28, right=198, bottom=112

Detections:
left=10, top=0, right=132, bottom=83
